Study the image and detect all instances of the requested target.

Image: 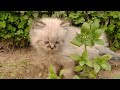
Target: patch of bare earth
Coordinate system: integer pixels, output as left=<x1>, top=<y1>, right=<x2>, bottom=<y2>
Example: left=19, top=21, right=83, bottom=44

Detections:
left=0, top=47, right=48, bottom=79
left=0, top=47, right=120, bottom=79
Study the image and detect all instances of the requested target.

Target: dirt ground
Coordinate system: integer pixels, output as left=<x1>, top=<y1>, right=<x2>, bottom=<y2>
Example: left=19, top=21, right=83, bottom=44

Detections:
left=0, top=47, right=120, bottom=79
left=0, top=47, right=49, bottom=79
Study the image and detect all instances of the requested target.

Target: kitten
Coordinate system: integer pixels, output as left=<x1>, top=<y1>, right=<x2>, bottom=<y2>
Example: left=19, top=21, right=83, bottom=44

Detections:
left=29, top=18, right=120, bottom=79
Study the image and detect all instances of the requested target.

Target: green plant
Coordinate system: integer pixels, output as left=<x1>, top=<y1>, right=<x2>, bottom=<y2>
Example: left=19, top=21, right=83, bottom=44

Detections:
left=47, top=65, right=64, bottom=79
left=70, top=21, right=112, bottom=79
left=0, top=11, right=120, bottom=51
left=0, top=11, right=38, bottom=48
left=68, top=11, right=120, bottom=51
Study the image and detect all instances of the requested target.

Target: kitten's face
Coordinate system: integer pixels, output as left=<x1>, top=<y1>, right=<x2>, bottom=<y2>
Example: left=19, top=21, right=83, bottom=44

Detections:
left=30, top=18, right=70, bottom=53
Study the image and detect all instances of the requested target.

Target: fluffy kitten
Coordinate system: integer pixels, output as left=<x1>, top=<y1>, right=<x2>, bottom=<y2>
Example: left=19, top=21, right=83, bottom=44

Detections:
left=29, top=18, right=120, bottom=79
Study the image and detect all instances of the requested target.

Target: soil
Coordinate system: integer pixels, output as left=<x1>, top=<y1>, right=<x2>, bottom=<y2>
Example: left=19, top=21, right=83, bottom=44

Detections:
left=0, top=47, right=48, bottom=79
left=0, top=46, right=120, bottom=79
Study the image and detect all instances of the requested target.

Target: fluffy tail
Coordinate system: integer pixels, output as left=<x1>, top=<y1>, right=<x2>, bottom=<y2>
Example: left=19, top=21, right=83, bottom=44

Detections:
left=95, top=33, right=120, bottom=61
left=95, top=45, right=120, bottom=61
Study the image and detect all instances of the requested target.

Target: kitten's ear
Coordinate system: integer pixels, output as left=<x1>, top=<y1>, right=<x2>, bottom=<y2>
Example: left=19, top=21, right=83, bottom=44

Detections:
left=32, top=20, right=46, bottom=29
left=60, top=20, right=71, bottom=27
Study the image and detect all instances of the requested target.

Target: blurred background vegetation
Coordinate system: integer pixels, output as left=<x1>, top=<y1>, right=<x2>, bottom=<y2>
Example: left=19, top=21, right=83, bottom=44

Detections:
left=0, top=11, right=120, bottom=51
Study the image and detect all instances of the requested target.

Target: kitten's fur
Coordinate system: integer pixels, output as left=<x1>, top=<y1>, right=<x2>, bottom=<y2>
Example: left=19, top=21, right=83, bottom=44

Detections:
left=29, top=18, right=120, bottom=79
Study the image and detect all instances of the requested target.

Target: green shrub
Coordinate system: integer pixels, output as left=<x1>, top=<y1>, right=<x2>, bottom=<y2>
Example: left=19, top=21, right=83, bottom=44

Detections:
left=0, top=11, right=37, bottom=48
left=68, top=11, right=120, bottom=51
left=0, top=11, right=120, bottom=51
left=70, top=21, right=112, bottom=79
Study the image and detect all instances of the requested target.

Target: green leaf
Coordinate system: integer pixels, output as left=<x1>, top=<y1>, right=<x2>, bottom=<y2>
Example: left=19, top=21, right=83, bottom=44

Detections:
left=85, top=38, right=93, bottom=47
left=79, top=73, right=90, bottom=78
left=93, top=29, right=105, bottom=39
left=4, top=34, right=12, bottom=39
left=23, top=15, right=29, bottom=20
left=59, top=69, right=64, bottom=78
left=116, top=33, right=120, bottom=39
left=69, top=54, right=81, bottom=61
left=28, top=18, right=33, bottom=26
left=101, top=62, right=111, bottom=71
left=8, top=15, right=14, bottom=22
left=16, top=30, right=23, bottom=35
left=106, top=63, right=111, bottom=71
left=81, top=22, right=90, bottom=33
left=0, top=21, right=6, bottom=28
left=91, top=19, right=100, bottom=30
left=94, top=39, right=105, bottom=45
left=102, top=25, right=108, bottom=30
left=79, top=61, right=85, bottom=66
left=75, top=17, right=85, bottom=24
left=74, top=65, right=85, bottom=72
left=88, top=69, right=97, bottom=79
left=108, top=24, right=115, bottom=32
left=94, top=63, right=100, bottom=73
left=7, top=24, right=13, bottom=30
left=48, top=74, right=58, bottom=79
left=101, top=54, right=113, bottom=61
left=73, top=75, right=80, bottom=79
left=18, top=23, right=24, bottom=29
left=87, top=11, right=96, bottom=14
left=86, top=60, right=93, bottom=67
left=81, top=50, right=88, bottom=60
left=71, top=36, right=83, bottom=47
left=49, top=65, right=57, bottom=77
left=101, top=63, right=108, bottom=70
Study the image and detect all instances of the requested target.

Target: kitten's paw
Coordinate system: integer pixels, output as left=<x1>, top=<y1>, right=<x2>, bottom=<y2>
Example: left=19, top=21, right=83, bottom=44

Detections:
left=62, top=68, right=75, bottom=79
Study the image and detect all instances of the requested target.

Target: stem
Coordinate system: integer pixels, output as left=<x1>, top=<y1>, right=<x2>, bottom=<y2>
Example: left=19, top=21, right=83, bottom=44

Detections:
left=84, top=45, right=87, bottom=52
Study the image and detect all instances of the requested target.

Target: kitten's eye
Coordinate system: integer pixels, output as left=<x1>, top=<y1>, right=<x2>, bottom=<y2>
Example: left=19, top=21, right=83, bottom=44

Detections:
left=56, top=41, right=60, bottom=44
left=44, top=41, right=49, bottom=44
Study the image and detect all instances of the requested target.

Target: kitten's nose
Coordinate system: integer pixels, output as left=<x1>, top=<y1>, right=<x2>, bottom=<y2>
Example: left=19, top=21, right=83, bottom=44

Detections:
left=49, top=43, right=55, bottom=49
left=50, top=44, right=55, bottom=49
left=50, top=47, right=54, bottom=49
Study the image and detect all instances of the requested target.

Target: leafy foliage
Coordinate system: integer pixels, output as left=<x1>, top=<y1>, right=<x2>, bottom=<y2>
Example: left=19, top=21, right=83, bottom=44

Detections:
left=68, top=11, right=120, bottom=51
left=69, top=21, right=112, bottom=79
left=0, top=11, right=120, bottom=51
left=47, top=65, right=64, bottom=79
left=0, top=11, right=37, bottom=48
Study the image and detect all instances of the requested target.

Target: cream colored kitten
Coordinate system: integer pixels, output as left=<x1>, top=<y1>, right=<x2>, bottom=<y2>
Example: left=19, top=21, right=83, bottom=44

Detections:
left=29, top=18, right=120, bottom=79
